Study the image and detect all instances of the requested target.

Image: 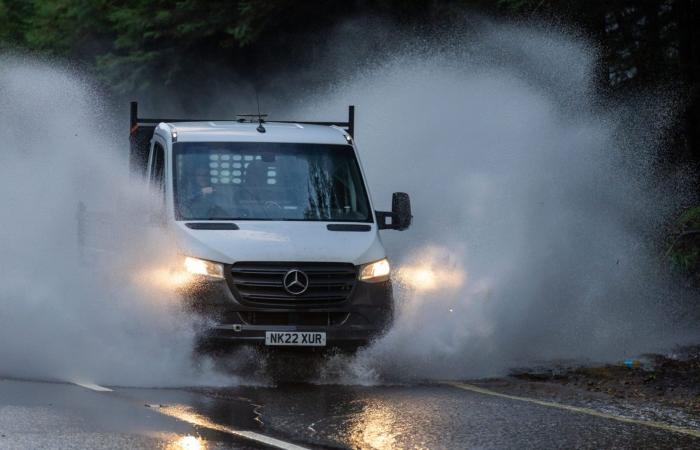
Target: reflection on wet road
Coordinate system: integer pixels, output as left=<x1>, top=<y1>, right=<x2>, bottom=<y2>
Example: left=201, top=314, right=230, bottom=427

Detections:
left=2, top=377, right=700, bottom=449
left=198, top=384, right=700, bottom=449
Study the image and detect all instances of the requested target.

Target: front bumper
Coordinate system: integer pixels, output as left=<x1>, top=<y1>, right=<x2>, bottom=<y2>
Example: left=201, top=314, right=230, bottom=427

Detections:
left=185, top=273, right=393, bottom=350
left=202, top=324, right=379, bottom=350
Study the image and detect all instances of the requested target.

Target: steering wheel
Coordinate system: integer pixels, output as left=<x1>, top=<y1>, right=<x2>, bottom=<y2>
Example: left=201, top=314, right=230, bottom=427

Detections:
left=234, top=187, right=276, bottom=218
left=264, top=200, right=283, bottom=211
left=205, top=205, right=229, bottom=219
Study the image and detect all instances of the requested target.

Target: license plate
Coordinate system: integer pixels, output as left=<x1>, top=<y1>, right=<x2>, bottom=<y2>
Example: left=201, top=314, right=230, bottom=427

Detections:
left=265, top=331, right=326, bottom=347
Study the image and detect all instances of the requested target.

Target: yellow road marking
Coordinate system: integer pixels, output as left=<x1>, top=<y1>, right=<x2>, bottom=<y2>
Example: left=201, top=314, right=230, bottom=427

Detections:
left=444, top=381, right=700, bottom=439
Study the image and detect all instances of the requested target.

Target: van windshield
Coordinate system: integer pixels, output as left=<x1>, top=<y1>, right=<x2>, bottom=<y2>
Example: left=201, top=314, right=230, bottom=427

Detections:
left=173, top=142, right=373, bottom=222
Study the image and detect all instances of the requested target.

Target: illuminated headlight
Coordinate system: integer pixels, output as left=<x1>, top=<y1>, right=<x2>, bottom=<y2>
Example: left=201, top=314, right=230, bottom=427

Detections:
left=359, top=258, right=391, bottom=282
left=184, top=256, right=224, bottom=279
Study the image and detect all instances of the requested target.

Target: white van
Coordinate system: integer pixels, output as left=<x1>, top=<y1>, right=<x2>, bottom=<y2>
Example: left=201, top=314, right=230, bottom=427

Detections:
left=128, top=102, right=411, bottom=350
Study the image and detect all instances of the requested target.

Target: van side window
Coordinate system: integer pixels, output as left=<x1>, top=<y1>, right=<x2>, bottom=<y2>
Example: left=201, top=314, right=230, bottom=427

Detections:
left=150, top=142, right=165, bottom=194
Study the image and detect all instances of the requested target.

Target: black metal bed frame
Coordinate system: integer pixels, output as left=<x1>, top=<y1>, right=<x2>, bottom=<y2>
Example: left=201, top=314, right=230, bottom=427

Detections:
left=129, top=101, right=355, bottom=136
left=128, top=101, right=355, bottom=176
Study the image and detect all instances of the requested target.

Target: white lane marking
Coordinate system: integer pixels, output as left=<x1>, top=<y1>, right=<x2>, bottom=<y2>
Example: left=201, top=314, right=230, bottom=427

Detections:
left=72, top=382, right=113, bottom=392
left=155, top=404, right=311, bottom=450
left=68, top=382, right=306, bottom=449
left=444, top=381, right=700, bottom=439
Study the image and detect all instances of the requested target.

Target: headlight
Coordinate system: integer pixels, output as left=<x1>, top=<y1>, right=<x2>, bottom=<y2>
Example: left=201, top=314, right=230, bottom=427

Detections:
left=359, top=258, right=391, bottom=282
left=184, top=256, right=224, bottom=279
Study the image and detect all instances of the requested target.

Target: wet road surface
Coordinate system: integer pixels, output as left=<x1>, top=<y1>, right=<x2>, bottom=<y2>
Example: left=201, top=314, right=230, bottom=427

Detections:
left=1, top=377, right=699, bottom=449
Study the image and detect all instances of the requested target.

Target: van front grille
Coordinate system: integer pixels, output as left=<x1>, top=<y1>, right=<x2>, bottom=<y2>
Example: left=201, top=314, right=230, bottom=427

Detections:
left=228, top=262, right=357, bottom=308
left=237, top=311, right=350, bottom=326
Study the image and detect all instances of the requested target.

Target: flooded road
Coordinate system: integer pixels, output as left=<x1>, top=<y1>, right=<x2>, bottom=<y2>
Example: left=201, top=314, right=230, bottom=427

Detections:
left=2, top=377, right=699, bottom=449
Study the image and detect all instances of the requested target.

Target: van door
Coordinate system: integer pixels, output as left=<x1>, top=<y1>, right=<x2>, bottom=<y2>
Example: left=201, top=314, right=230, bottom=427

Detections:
left=148, top=142, right=165, bottom=192
left=147, top=141, right=166, bottom=222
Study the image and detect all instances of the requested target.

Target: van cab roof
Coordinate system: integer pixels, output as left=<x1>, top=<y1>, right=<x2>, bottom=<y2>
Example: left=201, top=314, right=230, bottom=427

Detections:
left=157, top=121, right=351, bottom=145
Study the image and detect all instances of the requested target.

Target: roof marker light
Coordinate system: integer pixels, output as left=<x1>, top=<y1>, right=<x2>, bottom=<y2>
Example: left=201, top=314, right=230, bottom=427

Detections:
left=171, top=130, right=178, bottom=142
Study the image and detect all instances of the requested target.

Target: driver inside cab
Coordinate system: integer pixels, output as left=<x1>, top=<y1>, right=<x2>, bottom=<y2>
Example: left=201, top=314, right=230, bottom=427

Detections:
left=183, top=163, right=220, bottom=218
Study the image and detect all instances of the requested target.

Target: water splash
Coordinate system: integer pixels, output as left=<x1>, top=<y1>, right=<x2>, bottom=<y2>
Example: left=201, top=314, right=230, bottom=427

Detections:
left=1, top=20, right=696, bottom=386
left=309, top=21, right=698, bottom=382
left=0, top=56, right=227, bottom=387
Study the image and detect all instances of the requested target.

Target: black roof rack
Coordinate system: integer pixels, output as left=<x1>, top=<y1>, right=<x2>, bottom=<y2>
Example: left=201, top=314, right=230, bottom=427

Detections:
left=129, top=101, right=355, bottom=137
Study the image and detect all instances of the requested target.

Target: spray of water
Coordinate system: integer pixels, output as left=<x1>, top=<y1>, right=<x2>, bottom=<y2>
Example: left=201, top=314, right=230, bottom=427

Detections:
left=1, top=20, right=697, bottom=387
left=307, top=22, right=699, bottom=382
left=0, top=56, right=230, bottom=387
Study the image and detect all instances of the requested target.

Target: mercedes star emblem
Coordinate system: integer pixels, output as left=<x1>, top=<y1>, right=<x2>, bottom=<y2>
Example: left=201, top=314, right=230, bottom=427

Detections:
left=283, top=269, right=309, bottom=295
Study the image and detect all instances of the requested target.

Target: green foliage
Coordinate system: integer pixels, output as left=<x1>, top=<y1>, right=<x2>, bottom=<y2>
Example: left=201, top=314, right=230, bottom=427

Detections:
left=0, top=2, right=7, bottom=43
left=496, top=0, right=538, bottom=12
left=0, top=0, right=33, bottom=47
left=678, top=207, right=700, bottom=229
left=0, top=0, right=307, bottom=92
left=0, top=0, right=504, bottom=94
left=92, top=0, right=298, bottom=92
left=667, top=207, right=700, bottom=276
left=669, top=243, right=700, bottom=275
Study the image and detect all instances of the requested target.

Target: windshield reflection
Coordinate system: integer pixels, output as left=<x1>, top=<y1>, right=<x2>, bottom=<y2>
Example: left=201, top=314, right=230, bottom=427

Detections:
left=173, top=142, right=372, bottom=222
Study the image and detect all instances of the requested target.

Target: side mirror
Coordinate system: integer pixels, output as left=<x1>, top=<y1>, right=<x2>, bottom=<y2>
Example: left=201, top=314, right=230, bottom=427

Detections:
left=376, top=192, right=412, bottom=231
